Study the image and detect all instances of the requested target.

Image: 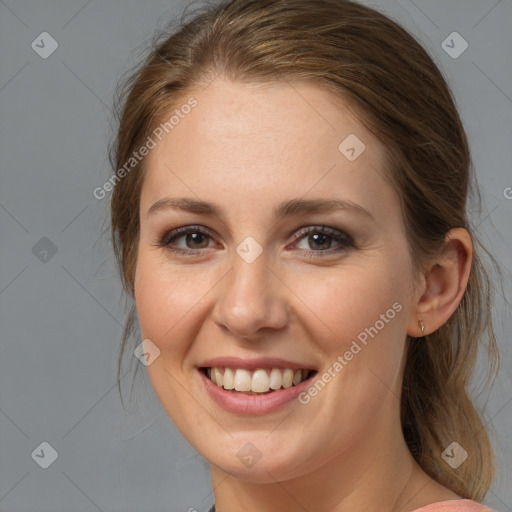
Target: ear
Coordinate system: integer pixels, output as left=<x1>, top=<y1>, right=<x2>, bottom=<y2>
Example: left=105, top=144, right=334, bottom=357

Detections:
left=406, top=228, right=473, bottom=337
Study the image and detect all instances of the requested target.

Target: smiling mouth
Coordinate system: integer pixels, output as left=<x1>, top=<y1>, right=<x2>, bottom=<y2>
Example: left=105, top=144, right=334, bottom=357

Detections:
left=200, top=367, right=317, bottom=395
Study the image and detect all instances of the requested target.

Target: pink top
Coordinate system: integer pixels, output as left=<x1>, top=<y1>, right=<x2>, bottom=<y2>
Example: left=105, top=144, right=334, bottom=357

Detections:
left=209, top=499, right=495, bottom=511
left=412, top=499, right=496, bottom=511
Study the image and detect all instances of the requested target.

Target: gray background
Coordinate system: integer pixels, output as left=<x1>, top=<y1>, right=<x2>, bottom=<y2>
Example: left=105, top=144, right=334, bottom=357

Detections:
left=0, top=1, right=511, bottom=511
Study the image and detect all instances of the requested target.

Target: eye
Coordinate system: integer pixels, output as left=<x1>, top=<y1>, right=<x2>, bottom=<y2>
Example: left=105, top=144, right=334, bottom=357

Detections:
left=154, top=224, right=354, bottom=258
left=290, top=225, right=354, bottom=257
left=156, top=225, right=217, bottom=255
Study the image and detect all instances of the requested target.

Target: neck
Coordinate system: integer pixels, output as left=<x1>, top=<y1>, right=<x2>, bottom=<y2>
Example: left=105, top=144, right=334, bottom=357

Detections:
left=209, top=412, right=436, bottom=512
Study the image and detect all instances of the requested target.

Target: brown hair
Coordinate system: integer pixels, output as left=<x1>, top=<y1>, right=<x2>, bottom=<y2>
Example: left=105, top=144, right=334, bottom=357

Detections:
left=109, top=0, right=500, bottom=500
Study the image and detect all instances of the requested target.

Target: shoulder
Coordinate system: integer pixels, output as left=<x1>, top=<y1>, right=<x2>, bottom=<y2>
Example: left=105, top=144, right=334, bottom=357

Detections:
left=412, top=499, right=497, bottom=512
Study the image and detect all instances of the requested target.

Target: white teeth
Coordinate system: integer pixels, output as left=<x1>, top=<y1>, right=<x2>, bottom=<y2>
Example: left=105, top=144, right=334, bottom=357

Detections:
left=207, top=367, right=311, bottom=393
left=234, top=369, right=252, bottom=391
left=252, top=369, right=270, bottom=392
left=282, top=368, right=294, bottom=389
left=213, top=367, right=223, bottom=387
left=223, top=368, right=235, bottom=389
left=269, top=368, right=282, bottom=390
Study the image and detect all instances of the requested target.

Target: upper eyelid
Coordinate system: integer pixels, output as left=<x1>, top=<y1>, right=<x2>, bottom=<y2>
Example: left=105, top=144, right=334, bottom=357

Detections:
left=163, top=225, right=217, bottom=243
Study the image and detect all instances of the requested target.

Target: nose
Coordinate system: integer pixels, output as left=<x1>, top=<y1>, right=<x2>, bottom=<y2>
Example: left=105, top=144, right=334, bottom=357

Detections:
left=212, top=249, right=290, bottom=340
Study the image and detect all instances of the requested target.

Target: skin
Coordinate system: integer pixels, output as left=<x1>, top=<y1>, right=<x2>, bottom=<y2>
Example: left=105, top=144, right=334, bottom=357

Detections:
left=134, top=78, right=472, bottom=512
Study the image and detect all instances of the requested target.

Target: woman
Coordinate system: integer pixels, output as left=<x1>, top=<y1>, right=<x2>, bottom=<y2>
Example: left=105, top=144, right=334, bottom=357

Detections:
left=110, top=0, right=500, bottom=510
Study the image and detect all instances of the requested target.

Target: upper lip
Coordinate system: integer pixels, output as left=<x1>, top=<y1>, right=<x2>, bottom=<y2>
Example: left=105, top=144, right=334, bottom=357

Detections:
left=198, top=356, right=316, bottom=371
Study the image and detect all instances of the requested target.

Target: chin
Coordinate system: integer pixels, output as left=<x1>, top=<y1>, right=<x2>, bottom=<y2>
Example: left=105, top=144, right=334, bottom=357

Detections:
left=201, top=435, right=312, bottom=484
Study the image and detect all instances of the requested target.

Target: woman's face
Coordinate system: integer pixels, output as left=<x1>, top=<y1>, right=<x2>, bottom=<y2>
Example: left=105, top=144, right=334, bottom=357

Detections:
left=134, top=78, right=420, bottom=482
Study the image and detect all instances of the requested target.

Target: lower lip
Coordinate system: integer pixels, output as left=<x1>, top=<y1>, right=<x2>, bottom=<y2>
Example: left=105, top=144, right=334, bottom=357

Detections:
left=199, top=370, right=315, bottom=415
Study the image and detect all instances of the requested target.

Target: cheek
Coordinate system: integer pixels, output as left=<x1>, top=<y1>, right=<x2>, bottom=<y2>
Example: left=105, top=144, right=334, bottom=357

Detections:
left=133, top=251, right=214, bottom=357
left=133, top=252, right=213, bottom=432
left=292, top=265, right=403, bottom=343
left=289, top=259, right=410, bottom=395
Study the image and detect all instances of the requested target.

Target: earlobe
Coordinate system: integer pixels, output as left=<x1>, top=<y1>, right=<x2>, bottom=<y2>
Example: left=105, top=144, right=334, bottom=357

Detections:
left=407, top=228, right=473, bottom=338
left=418, top=319, right=425, bottom=336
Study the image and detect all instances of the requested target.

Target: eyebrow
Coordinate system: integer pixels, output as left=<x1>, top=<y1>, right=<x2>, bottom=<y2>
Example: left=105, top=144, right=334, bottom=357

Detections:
left=146, top=196, right=375, bottom=222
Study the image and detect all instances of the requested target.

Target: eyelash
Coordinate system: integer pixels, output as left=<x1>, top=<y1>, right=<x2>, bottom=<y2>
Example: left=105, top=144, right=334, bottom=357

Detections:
left=154, top=224, right=355, bottom=259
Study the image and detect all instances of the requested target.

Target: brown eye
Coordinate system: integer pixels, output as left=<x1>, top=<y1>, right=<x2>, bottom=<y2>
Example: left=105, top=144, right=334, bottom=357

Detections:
left=183, top=232, right=210, bottom=249
left=158, top=225, right=217, bottom=254
left=292, top=226, right=354, bottom=257
left=307, top=233, right=332, bottom=250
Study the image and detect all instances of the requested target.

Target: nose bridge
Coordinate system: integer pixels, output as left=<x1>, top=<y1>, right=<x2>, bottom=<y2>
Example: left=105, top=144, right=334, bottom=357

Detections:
left=213, top=243, right=289, bottom=338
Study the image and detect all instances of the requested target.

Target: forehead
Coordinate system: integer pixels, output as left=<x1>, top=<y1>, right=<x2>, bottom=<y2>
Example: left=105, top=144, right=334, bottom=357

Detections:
left=140, top=77, right=396, bottom=224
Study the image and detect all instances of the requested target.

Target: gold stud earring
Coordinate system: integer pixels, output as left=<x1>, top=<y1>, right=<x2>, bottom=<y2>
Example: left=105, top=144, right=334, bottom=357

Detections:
left=418, top=320, right=425, bottom=336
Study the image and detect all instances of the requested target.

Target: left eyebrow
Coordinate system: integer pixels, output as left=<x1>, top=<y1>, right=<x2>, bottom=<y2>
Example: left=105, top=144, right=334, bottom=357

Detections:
left=274, top=198, right=375, bottom=222
left=146, top=196, right=375, bottom=222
